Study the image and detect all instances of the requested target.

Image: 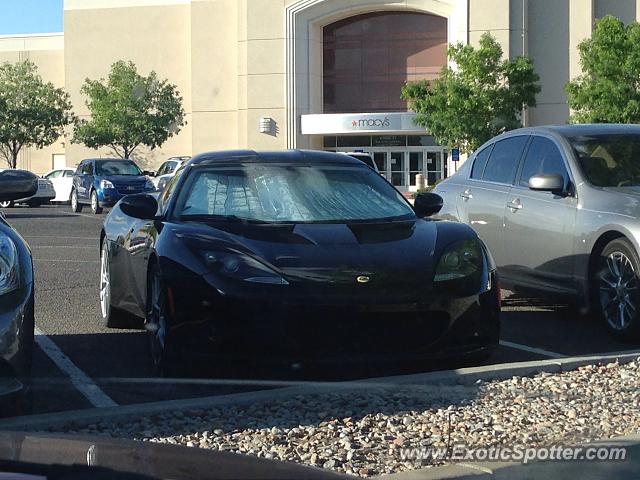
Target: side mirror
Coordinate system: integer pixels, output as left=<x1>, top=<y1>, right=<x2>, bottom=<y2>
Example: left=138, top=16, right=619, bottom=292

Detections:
left=143, top=170, right=156, bottom=177
left=0, top=170, right=38, bottom=202
left=528, top=173, right=564, bottom=193
left=413, top=192, right=443, bottom=217
left=119, top=194, right=158, bottom=220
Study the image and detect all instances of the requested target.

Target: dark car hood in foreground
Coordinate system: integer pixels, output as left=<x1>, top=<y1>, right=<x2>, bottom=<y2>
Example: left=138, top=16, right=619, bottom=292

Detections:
left=178, top=218, right=439, bottom=285
left=0, top=432, right=347, bottom=480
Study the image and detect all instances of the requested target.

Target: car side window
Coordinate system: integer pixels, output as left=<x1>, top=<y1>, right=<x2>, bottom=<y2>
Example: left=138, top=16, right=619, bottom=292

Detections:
left=470, top=146, right=493, bottom=179
left=160, top=165, right=185, bottom=210
left=519, top=137, right=569, bottom=188
left=482, top=136, right=529, bottom=184
left=63, top=170, right=74, bottom=178
left=157, top=162, right=168, bottom=176
left=45, top=170, right=60, bottom=179
left=82, top=162, right=94, bottom=175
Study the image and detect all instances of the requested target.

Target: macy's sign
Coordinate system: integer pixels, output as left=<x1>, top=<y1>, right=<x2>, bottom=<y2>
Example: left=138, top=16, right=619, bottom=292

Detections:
left=351, top=117, right=391, bottom=128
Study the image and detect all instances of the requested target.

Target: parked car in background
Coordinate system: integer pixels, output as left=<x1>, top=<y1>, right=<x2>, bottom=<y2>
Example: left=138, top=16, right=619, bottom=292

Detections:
left=71, top=158, right=156, bottom=214
left=99, top=150, right=500, bottom=375
left=0, top=169, right=37, bottom=416
left=43, top=167, right=75, bottom=204
left=434, top=124, right=640, bottom=339
left=153, top=156, right=191, bottom=190
left=0, top=170, right=55, bottom=208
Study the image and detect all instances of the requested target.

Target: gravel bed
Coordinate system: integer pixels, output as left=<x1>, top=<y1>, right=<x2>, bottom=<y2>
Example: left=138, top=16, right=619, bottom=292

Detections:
left=53, top=360, right=640, bottom=477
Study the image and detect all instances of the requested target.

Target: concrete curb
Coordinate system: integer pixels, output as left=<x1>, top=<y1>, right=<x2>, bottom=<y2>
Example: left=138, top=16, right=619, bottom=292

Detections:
left=3, top=349, right=640, bottom=432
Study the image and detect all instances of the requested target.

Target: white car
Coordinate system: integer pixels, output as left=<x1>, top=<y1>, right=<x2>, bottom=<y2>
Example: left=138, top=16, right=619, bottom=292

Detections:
left=43, top=167, right=75, bottom=203
left=0, top=169, right=56, bottom=208
left=153, top=156, right=190, bottom=190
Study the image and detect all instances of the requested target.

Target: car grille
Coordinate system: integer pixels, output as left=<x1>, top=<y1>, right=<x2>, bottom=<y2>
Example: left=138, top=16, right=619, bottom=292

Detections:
left=113, top=183, right=145, bottom=195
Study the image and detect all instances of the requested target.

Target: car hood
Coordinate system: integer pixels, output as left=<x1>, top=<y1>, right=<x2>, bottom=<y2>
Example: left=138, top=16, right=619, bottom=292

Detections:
left=0, top=432, right=346, bottom=480
left=175, top=219, right=438, bottom=286
left=596, top=187, right=640, bottom=217
left=99, top=175, right=147, bottom=183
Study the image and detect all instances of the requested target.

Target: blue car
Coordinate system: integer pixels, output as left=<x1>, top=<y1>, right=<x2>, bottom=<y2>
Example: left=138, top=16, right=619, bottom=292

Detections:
left=71, top=158, right=155, bottom=214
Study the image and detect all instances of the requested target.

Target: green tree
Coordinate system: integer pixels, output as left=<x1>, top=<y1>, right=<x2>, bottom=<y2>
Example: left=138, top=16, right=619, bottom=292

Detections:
left=73, top=60, right=186, bottom=158
left=0, top=60, right=74, bottom=169
left=566, top=15, right=640, bottom=124
left=401, top=33, right=540, bottom=153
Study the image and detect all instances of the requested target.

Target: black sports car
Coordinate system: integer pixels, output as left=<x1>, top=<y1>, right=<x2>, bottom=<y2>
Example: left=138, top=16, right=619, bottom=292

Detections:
left=0, top=169, right=38, bottom=415
left=100, top=150, right=500, bottom=375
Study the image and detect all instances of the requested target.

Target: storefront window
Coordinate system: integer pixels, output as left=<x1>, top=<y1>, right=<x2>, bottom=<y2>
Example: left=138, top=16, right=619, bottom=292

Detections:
left=323, top=12, right=447, bottom=113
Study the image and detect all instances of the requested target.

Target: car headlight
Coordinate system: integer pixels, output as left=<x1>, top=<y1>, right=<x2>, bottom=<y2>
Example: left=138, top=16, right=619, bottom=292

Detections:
left=145, top=180, right=155, bottom=191
left=157, top=178, right=168, bottom=190
left=100, top=179, right=115, bottom=189
left=203, top=250, right=288, bottom=285
left=0, top=235, right=19, bottom=295
left=434, top=239, right=483, bottom=283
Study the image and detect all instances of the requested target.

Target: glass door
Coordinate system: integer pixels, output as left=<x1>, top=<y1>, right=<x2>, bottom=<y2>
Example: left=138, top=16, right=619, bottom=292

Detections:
left=426, top=150, right=444, bottom=185
left=409, top=152, right=424, bottom=188
left=373, top=152, right=387, bottom=179
left=390, top=151, right=406, bottom=187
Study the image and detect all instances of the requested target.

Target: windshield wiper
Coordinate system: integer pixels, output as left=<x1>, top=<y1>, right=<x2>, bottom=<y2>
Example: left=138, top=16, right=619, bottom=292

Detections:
left=179, top=214, right=272, bottom=224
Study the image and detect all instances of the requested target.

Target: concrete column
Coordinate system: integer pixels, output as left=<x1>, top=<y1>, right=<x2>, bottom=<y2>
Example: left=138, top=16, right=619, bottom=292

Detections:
left=569, top=0, right=594, bottom=79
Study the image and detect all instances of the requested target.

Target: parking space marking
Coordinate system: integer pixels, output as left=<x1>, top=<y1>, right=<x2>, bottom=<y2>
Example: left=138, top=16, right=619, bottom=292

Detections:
left=499, top=340, right=567, bottom=359
left=33, top=258, right=100, bottom=264
left=34, top=326, right=118, bottom=408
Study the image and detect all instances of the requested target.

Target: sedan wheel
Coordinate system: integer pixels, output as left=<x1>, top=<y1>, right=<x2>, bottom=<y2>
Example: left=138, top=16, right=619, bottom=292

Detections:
left=596, top=238, right=640, bottom=338
left=100, top=243, right=113, bottom=324
left=91, top=190, right=103, bottom=214
left=71, top=190, right=82, bottom=213
left=147, top=265, right=179, bottom=377
left=0, top=200, right=13, bottom=208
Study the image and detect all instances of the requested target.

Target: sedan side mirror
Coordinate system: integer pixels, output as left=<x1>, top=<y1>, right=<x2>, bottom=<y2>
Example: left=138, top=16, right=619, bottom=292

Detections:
left=119, top=194, right=158, bottom=220
left=0, top=170, right=38, bottom=201
left=528, top=173, right=565, bottom=193
left=413, top=192, right=443, bottom=217
left=143, top=170, right=156, bottom=177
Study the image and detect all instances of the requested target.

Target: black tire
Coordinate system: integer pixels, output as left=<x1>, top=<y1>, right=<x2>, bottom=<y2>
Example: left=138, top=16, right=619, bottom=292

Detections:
left=90, top=190, right=103, bottom=214
left=0, top=200, right=14, bottom=208
left=100, top=242, right=143, bottom=329
left=592, top=238, right=640, bottom=340
left=27, top=200, right=41, bottom=208
left=146, top=262, right=181, bottom=377
left=71, top=189, right=83, bottom=212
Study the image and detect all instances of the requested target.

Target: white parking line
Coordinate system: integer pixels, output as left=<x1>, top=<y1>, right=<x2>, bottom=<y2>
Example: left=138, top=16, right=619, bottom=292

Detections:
left=34, top=326, right=118, bottom=408
left=499, top=340, right=567, bottom=359
left=33, top=258, right=99, bottom=263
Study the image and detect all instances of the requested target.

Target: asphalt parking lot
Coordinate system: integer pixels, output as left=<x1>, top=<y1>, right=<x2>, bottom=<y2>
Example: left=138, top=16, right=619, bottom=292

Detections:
left=3, top=204, right=639, bottom=415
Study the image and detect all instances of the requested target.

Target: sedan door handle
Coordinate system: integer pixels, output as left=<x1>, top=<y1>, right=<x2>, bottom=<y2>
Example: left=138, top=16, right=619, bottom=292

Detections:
left=460, top=189, right=473, bottom=201
left=507, top=199, right=523, bottom=210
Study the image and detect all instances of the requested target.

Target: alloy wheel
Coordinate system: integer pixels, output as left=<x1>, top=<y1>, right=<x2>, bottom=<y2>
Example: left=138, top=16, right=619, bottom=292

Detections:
left=148, top=270, right=168, bottom=372
left=598, top=251, right=638, bottom=331
left=0, top=201, right=11, bottom=208
left=99, top=244, right=110, bottom=319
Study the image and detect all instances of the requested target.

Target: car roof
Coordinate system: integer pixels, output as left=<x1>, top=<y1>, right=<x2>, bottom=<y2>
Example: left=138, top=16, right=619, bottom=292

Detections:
left=189, top=149, right=364, bottom=167
left=81, top=158, right=136, bottom=163
left=498, top=123, right=640, bottom=139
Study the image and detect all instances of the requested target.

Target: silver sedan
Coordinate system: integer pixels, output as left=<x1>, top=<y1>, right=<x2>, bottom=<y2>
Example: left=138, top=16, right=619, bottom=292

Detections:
left=434, top=124, right=640, bottom=339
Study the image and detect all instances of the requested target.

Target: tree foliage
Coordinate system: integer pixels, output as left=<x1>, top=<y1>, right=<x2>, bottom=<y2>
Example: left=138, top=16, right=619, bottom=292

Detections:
left=73, top=60, right=186, bottom=158
left=401, top=33, right=540, bottom=153
left=0, top=60, right=74, bottom=168
left=566, top=15, right=640, bottom=124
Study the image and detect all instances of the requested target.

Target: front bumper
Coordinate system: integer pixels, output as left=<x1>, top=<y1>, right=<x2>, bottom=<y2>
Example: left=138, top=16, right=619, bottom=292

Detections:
left=163, top=272, right=501, bottom=366
left=99, top=188, right=153, bottom=206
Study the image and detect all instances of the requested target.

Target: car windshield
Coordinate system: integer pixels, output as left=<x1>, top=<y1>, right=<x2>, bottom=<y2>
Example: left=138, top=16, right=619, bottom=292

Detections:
left=95, top=160, right=142, bottom=176
left=176, top=164, right=414, bottom=222
left=568, top=133, right=640, bottom=187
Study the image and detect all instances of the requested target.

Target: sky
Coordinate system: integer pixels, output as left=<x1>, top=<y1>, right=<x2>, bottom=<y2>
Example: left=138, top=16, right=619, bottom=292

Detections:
left=0, top=0, right=63, bottom=35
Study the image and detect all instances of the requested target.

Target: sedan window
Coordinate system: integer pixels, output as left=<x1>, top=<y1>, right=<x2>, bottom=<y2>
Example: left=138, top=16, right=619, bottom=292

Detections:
left=45, top=170, right=61, bottom=179
left=519, top=137, right=569, bottom=187
left=482, top=136, right=529, bottom=184
left=470, top=146, right=492, bottom=179
left=63, top=170, right=74, bottom=178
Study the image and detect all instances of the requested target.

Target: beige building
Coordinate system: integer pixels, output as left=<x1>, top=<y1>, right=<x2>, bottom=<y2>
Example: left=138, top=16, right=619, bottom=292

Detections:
left=0, top=0, right=638, bottom=191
